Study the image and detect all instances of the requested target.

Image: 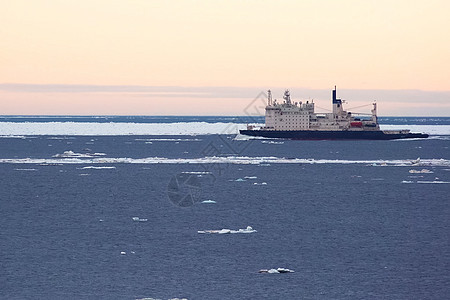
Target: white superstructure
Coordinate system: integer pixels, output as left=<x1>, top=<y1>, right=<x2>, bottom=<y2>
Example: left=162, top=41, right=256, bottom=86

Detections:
left=262, top=87, right=380, bottom=132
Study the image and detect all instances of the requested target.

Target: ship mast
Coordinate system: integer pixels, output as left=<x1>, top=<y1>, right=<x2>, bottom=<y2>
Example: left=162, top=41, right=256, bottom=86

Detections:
left=283, top=90, right=291, bottom=105
left=267, top=90, right=272, bottom=106
left=371, top=102, right=377, bottom=123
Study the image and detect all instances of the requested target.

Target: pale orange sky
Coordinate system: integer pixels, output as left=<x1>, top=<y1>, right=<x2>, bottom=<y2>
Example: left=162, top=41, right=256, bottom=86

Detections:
left=1, top=0, right=449, bottom=115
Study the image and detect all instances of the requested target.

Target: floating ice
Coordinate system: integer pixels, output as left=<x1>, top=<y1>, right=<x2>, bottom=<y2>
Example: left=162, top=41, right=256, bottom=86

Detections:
left=120, top=251, right=126, bottom=255
left=135, top=138, right=202, bottom=142
left=401, top=180, right=414, bottom=184
left=261, top=141, right=284, bottom=144
left=81, top=166, right=116, bottom=170
left=201, top=200, right=217, bottom=204
left=47, top=136, right=76, bottom=140
left=234, top=178, right=246, bottom=182
left=181, top=171, right=212, bottom=175
left=0, top=135, right=26, bottom=138
left=381, top=125, right=450, bottom=136
left=198, top=226, right=256, bottom=234
left=233, top=134, right=259, bottom=141
left=14, top=168, right=37, bottom=171
left=0, top=121, right=248, bottom=135
left=253, top=182, right=267, bottom=185
left=132, top=217, right=148, bottom=222
left=1, top=156, right=449, bottom=167
left=409, top=169, right=434, bottom=174
left=259, top=268, right=294, bottom=274
left=417, top=181, right=450, bottom=184
left=53, top=150, right=106, bottom=158
left=0, top=121, right=448, bottom=136
left=244, top=176, right=257, bottom=179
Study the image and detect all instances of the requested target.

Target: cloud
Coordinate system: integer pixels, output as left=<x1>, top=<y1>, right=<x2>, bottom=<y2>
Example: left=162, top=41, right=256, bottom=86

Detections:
left=0, top=83, right=449, bottom=105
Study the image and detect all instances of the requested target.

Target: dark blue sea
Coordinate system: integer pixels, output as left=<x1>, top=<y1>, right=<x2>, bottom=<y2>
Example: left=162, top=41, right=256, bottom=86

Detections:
left=1, top=116, right=450, bottom=299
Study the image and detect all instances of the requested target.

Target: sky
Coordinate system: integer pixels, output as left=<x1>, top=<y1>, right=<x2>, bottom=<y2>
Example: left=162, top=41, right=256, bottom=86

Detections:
left=1, top=0, right=449, bottom=116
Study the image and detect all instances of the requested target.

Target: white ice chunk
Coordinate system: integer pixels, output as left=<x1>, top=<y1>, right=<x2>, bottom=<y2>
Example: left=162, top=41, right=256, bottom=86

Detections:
left=201, top=200, right=217, bottom=204
left=261, top=141, right=284, bottom=144
left=182, top=171, right=212, bottom=175
left=1, top=157, right=449, bottom=167
left=417, top=181, right=450, bottom=184
left=259, top=267, right=294, bottom=274
left=199, top=226, right=256, bottom=234
left=277, top=268, right=294, bottom=273
left=409, top=169, right=434, bottom=174
left=81, top=166, right=116, bottom=169
left=53, top=151, right=106, bottom=158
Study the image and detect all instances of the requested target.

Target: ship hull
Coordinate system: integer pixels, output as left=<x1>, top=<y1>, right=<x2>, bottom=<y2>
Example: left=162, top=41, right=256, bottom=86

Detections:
left=239, top=130, right=429, bottom=140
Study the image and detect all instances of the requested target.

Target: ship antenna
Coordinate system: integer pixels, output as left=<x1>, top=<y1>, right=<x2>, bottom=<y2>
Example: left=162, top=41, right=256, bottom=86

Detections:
left=267, top=89, right=272, bottom=106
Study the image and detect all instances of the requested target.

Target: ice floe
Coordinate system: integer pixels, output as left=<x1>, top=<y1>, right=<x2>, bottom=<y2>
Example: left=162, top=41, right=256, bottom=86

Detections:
left=201, top=200, right=217, bottom=204
left=198, top=226, right=256, bottom=234
left=1, top=121, right=449, bottom=136
left=261, top=140, right=284, bottom=144
left=132, top=217, right=148, bottom=222
left=253, top=182, right=268, bottom=185
left=244, top=176, right=257, bottom=179
left=232, top=133, right=268, bottom=141
left=258, top=268, right=295, bottom=274
left=0, top=121, right=248, bottom=135
left=14, top=168, right=37, bottom=171
left=381, top=125, right=450, bottom=136
left=234, top=178, right=246, bottom=182
left=0, top=156, right=449, bottom=167
left=53, top=150, right=106, bottom=158
left=0, top=121, right=449, bottom=136
left=402, top=180, right=449, bottom=184
left=80, top=166, right=116, bottom=169
left=0, top=135, right=27, bottom=138
left=181, top=171, right=212, bottom=175
left=409, top=169, right=434, bottom=174
left=135, top=138, right=201, bottom=142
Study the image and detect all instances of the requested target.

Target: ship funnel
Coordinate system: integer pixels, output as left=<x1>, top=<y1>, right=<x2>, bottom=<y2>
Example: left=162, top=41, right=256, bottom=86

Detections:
left=332, top=86, right=337, bottom=103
